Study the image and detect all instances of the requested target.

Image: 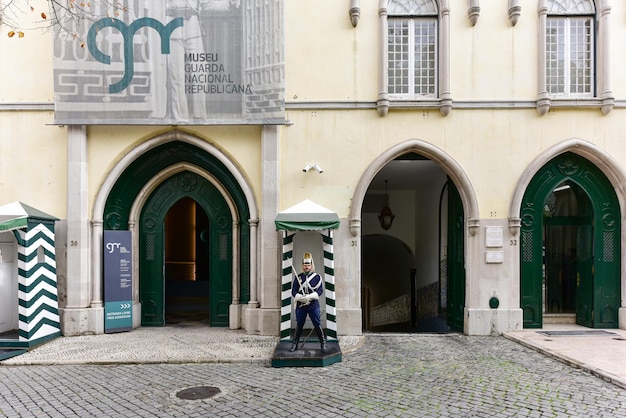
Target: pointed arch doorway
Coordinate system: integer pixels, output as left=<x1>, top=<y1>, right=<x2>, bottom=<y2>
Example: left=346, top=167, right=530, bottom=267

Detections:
left=101, top=137, right=253, bottom=330
left=351, top=139, right=479, bottom=335
left=520, top=152, right=621, bottom=328
left=140, top=171, right=232, bottom=327
left=359, top=154, right=465, bottom=333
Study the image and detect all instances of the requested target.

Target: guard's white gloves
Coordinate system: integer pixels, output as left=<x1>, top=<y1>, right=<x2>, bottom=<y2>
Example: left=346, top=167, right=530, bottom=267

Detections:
left=308, top=292, right=319, bottom=301
left=294, top=293, right=311, bottom=305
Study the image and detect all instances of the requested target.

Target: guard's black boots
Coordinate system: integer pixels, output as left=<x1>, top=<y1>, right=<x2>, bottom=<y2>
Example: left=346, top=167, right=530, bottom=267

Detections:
left=315, top=326, right=327, bottom=353
left=289, top=328, right=302, bottom=352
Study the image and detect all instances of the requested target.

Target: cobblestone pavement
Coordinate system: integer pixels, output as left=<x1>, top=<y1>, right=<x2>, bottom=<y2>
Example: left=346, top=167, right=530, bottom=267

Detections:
left=1, top=334, right=626, bottom=417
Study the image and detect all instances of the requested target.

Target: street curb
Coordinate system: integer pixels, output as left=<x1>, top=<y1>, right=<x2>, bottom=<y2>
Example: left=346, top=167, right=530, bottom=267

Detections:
left=503, top=332, right=626, bottom=391
left=0, top=357, right=272, bottom=366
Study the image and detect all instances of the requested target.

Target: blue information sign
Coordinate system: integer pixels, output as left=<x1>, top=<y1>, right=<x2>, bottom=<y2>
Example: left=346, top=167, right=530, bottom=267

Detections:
left=104, top=230, right=133, bottom=333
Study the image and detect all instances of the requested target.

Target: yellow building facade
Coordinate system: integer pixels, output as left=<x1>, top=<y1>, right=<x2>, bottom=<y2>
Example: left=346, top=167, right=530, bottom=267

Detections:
left=1, top=0, right=625, bottom=341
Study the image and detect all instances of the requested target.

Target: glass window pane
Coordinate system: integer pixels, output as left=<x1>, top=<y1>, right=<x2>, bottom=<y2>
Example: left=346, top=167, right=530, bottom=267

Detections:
left=546, top=16, right=592, bottom=96
left=388, top=19, right=410, bottom=94
left=413, top=19, right=436, bottom=95
left=387, top=16, right=437, bottom=97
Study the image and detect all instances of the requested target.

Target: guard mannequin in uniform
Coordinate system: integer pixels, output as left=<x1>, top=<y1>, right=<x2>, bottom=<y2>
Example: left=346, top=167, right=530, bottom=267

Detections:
left=290, top=252, right=326, bottom=353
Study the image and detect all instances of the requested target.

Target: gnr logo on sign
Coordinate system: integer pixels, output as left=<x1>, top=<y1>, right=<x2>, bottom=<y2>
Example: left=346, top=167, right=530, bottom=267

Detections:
left=87, top=17, right=184, bottom=93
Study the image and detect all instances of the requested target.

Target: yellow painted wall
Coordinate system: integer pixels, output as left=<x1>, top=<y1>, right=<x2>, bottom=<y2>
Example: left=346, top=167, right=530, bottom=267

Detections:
left=0, top=111, right=66, bottom=216
left=280, top=105, right=626, bottom=220
left=2, top=0, right=626, bottom=223
left=285, top=0, right=378, bottom=101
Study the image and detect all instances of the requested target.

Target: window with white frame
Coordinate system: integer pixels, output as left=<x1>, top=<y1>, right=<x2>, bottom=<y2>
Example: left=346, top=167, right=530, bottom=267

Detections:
left=545, top=0, right=595, bottom=97
left=387, top=0, right=438, bottom=98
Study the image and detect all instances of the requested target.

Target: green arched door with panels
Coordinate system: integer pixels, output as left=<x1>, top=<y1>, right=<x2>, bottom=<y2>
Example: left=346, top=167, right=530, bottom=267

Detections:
left=520, top=153, right=620, bottom=328
left=102, top=140, right=252, bottom=328
left=139, top=171, right=232, bottom=327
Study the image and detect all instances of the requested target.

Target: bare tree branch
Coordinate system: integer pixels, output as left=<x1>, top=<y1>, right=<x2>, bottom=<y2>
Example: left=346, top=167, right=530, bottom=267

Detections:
left=1, top=0, right=128, bottom=38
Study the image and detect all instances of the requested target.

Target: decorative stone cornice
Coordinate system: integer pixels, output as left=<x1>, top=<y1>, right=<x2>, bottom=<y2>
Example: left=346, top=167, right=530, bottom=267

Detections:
left=349, top=0, right=360, bottom=27
left=349, top=218, right=361, bottom=237
left=508, top=217, right=521, bottom=236
left=601, top=91, right=615, bottom=115
left=440, top=93, right=452, bottom=116
left=508, top=0, right=521, bottom=26
left=377, top=93, right=390, bottom=117
left=468, top=0, right=480, bottom=26
left=468, top=218, right=480, bottom=236
left=536, top=92, right=550, bottom=116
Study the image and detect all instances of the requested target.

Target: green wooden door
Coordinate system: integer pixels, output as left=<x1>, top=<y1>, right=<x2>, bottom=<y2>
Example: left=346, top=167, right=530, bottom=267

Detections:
left=520, top=153, right=620, bottom=328
left=139, top=171, right=232, bottom=327
left=447, top=180, right=465, bottom=332
left=520, top=195, right=544, bottom=328
left=140, top=214, right=165, bottom=326
left=592, top=179, right=621, bottom=328
left=575, top=223, right=593, bottom=327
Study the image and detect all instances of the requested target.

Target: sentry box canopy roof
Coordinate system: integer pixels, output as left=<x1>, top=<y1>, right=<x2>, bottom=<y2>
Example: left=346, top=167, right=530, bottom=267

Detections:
left=0, top=202, right=58, bottom=233
left=275, top=200, right=340, bottom=231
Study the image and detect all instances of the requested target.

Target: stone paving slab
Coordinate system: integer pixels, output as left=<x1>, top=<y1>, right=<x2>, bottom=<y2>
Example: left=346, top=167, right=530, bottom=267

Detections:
left=1, top=334, right=625, bottom=417
left=0, top=327, right=363, bottom=366
left=504, top=325, right=626, bottom=391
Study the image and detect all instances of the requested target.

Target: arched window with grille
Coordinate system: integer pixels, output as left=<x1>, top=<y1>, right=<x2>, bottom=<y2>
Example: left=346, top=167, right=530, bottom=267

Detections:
left=387, top=1, right=438, bottom=98
left=546, top=0, right=595, bottom=97
left=377, top=0, right=451, bottom=116
left=537, top=0, right=613, bottom=115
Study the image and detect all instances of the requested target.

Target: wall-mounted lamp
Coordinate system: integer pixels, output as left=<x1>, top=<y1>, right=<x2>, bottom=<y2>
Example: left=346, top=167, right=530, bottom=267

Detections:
left=378, top=180, right=395, bottom=230
left=303, top=164, right=324, bottom=173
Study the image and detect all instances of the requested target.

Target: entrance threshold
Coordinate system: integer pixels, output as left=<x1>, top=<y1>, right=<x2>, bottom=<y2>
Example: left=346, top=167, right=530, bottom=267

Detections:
left=544, top=313, right=576, bottom=325
left=538, top=330, right=617, bottom=337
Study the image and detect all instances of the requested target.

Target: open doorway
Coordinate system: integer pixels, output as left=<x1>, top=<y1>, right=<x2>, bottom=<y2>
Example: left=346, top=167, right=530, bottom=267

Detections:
left=164, top=197, right=211, bottom=325
left=543, top=181, right=592, bottom=321
left=361, top=154, right=462, bottom=333
left=521, top=152, right=620, bottom=328
left=139, top=170, right=233, bottom=327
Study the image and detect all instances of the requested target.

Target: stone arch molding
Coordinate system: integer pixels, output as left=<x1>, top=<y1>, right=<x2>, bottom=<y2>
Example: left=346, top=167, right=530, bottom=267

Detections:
left=349, top=139, right=480, bottom=237
left=509, top=138, right=626, bottom=328
left=93, top=130, right=258, bottom=220
left=127, top=163, right=241, bottom=306
left=509, top=138, right=626, bottom=231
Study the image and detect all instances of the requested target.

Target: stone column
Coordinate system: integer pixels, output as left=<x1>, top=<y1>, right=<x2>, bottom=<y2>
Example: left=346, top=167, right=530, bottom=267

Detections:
left=256, top=125, right=282, bottom=335
left=60, top=125, right=103, bottom=335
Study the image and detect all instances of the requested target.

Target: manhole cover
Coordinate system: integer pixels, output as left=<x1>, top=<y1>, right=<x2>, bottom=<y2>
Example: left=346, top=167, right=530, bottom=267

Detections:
left=176, top=386, right=221, bottom=400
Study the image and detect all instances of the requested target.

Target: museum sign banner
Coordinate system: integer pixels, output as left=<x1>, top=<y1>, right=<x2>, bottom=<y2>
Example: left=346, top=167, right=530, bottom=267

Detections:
left=52, top=0, right=284, bottom=125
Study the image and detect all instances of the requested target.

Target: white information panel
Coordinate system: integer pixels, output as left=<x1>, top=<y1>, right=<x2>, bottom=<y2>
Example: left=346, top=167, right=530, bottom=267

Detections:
left=485, top=226, right=503, bottom=248
left=486, top=251, right=504, bottom=264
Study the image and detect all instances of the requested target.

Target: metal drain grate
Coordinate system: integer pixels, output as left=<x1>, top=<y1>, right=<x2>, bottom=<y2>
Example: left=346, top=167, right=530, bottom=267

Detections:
left=176, top=386, right=221, bottom=400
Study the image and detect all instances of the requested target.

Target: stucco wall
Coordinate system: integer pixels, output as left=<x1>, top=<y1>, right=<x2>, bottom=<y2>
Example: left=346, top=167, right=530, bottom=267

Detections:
left=2, top=1, right=626, bottom=336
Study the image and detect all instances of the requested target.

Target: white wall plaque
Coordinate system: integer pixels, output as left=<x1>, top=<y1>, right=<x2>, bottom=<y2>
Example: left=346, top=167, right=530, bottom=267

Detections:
left=486, top=251, right=504, bottom=264
left=486, top=226, right=503, bottom=247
